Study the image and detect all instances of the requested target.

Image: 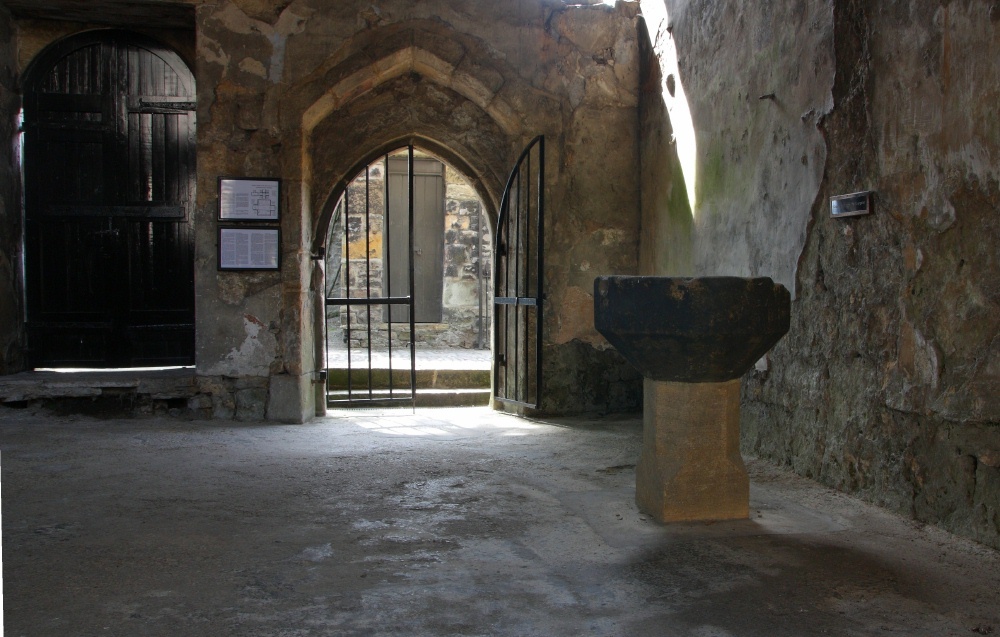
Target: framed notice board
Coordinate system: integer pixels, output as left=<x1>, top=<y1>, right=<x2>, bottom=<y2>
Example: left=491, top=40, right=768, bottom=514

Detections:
left=218, top=177, right=281, bottom=221
left=218, top=226, right=280, bottom=271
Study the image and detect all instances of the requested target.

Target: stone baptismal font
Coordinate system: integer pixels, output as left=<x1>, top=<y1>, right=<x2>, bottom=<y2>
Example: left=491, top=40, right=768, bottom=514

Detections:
left=594, top=276, right=791, bottom=522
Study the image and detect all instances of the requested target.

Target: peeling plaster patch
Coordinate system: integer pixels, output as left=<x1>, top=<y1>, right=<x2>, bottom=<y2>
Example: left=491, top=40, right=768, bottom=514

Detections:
left=199, top=36, right=231, bottom=74
left=268, top=10, right=309, bottom=83
left=211, top=2, right=309, bottom=84
left=205, top=314, right=277, bottom=377
left=903, top=243, right=924, bottom=274
left=947, top=142, right=999, bottom=183
left=924, top=197, right=956, bottom=232
left=268, top=33, right=288, bottom=83
left=214, top=2, right=263, bottom=34
left=239, top=56, right=268, bottom=78
left=906, top=324, right=940, bottom=391
left=596, top=228, right=628, bottom=246
left=886, top=318, right=942, bottom=414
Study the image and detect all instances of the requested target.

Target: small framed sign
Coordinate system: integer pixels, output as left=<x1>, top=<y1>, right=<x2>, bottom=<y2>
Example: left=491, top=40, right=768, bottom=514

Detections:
left=218, top=226, right=280, bottom=271
left=830, top=191, right=872, bottom=218
left=218, top=177, right=281, bottom=221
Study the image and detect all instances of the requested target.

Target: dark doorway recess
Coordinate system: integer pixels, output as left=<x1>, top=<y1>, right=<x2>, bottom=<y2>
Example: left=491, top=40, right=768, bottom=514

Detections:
left=494, top=135, right=544, bottom=409
left=22, top=30, right=196, bottom=368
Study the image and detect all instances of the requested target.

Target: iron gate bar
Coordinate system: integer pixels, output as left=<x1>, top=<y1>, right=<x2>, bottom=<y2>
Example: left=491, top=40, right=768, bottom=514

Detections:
left=408, top=145, right=417, bottom=403
left=385, top=154, right=395, bottom=400
left=536, top=142, right=545, bottom=405
left=525, top=150, right=532, bottom=401
left=493, top=135, right=544, bottom=409
left=344, top=189, right=353, bottom=399
left=513, top=160, right=521, bottom=403
left=535, top=136, right=546, bottom=405
left=477, top=204, right=486, bottom=349
left=365, top=162, right=374, bottom=400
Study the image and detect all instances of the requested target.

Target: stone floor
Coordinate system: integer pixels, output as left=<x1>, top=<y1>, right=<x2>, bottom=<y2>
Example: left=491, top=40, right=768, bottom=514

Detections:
left=1, top=405, right=998, bottom=636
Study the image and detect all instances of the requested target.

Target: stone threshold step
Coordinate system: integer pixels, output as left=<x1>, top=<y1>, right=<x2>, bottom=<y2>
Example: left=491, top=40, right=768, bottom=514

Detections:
left=326, top=368, right=489, bottom=390
left=327, top=388, right=490, bottom=408
left=0, top=368, right=197, bottom=403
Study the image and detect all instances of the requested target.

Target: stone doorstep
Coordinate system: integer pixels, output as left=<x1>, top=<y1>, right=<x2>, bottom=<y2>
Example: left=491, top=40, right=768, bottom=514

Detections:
left=326, top=387, right=490, bottom=408
left=0, top=369, right=198, bottom=403
left=0, top=367, right=490, bottom=413
left=415, top=388, right=490, bottom=407
left=326, top=367, right=490, bottom=390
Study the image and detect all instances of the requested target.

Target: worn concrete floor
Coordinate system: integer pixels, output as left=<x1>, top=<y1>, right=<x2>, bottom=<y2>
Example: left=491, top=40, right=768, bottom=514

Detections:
left=1, top=406, right=998, bottom=637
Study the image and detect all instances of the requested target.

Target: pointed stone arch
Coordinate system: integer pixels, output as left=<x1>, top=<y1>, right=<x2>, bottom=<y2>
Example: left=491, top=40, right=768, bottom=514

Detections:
left=290, top=21, right=565, bottom=253
left=299, top=50, right=544, bottom=256
left=301, top=45, right=522, bottom=139
left=311, top=135, right=498, bottom=257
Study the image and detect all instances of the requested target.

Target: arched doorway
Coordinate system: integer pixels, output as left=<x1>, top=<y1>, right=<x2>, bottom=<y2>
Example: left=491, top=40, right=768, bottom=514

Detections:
left=22, top=30, right=196, bottom=368
left=323, top=146, right=493, bottom=407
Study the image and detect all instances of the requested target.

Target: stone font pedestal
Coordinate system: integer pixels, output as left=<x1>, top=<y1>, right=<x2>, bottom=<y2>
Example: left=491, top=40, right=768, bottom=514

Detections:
left=636, top=378, right=749, bottom=522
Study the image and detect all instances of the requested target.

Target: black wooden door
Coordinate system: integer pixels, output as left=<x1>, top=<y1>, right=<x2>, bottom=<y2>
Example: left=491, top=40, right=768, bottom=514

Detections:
left=493, top=136, right=544, bottom=409
left=23, top=31, right=196, bottom=368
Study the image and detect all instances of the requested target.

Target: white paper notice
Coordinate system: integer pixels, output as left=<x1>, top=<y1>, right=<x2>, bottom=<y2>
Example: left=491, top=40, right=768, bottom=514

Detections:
left=220, top=179, right=280, bottom=220
left=220, top=228, right=279, bottom=269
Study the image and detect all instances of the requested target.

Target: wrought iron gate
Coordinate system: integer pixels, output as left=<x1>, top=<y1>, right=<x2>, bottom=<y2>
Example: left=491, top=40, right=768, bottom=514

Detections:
left=325, top=147, right=417, bottom=408
left=493, top=136, right=545, bottom=409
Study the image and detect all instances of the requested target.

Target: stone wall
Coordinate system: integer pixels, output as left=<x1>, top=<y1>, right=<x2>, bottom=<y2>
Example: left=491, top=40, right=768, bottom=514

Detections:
left=442, top=166, right=492, bottom=350
left=0, top=4, right=23, bottom=374
left=196, top=0, right=644, bottom=417
left=747, top=0, right=1000, bottom=551
left=0, top=1, right=642, bottom=417
left=640, top=0, right=1000, bottom=549
left=637, top=0, right=833, bottom=288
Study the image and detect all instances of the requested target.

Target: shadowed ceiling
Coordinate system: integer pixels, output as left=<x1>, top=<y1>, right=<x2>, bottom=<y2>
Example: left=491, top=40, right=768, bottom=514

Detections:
left=4, top=0, right=195, bottom=29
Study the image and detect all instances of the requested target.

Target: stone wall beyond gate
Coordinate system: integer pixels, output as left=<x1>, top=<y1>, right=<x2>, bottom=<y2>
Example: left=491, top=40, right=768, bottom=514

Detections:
left=326, top=155, right=493, bottom=351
